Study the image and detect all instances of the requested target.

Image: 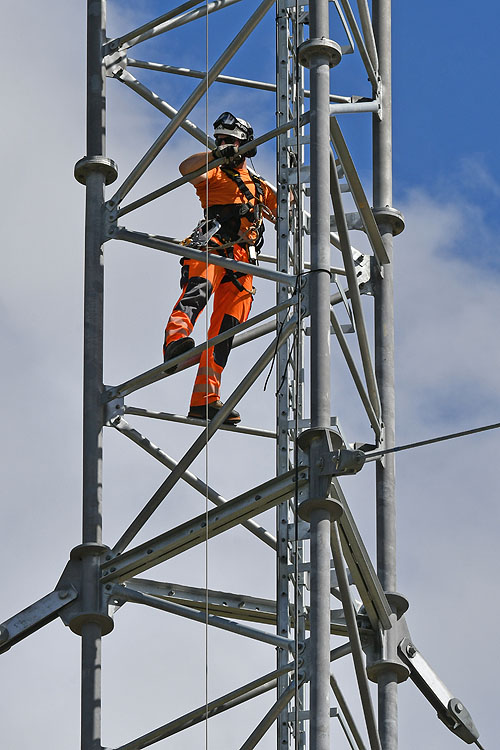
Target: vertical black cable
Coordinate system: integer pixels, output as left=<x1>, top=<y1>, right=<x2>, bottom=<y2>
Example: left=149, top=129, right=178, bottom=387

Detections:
left=293, top=3, right=303, bottom=747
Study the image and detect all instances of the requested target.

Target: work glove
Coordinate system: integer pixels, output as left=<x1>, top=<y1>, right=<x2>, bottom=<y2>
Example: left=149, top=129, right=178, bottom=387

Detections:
left=211, top=143, right=240, bottom=164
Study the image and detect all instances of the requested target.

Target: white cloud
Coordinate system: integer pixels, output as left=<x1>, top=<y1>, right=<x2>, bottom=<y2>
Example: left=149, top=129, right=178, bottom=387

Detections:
left=392, top=187, right=500, bottom=749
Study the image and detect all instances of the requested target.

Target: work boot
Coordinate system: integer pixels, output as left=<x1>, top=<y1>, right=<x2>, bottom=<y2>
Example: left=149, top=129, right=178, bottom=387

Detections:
left=188, top=400, right=241, bottom=425
left=163, top=336, right=195, bottom=373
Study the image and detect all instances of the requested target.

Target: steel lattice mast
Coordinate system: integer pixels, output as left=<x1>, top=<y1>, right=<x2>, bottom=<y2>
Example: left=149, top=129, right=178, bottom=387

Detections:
left=1, top=2, right=485, bottom=750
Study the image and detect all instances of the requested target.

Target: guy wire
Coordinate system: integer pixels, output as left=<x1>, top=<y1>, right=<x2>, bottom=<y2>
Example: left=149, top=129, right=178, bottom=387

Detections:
left=364, top=420, right=500, bottom=462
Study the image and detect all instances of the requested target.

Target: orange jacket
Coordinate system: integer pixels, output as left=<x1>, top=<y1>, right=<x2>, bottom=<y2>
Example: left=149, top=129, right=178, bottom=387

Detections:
left=195, top=165, right=277, bottom=220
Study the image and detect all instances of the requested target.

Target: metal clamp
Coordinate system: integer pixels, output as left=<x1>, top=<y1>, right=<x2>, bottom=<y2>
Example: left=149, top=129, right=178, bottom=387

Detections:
left=103, top=49, right=128, bottom=78
left=104, top=390, right=125, bottom=424
left=57, top=544, right=115, bottom=636
left=363, top=593, right=411, bottom=685
left=318, top=448, right=366, bottom=476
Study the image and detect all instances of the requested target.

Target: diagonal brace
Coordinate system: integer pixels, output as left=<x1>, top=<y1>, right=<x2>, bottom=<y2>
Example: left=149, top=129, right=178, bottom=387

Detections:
left=112, top=417, right=276, bottom=550
left=109, top=318, right=298, bottom=555
left=110, top=662, right=296, bottom=750
left=109, top=584, right=293, bottom=649
left=108, top=0, right=275, bottom=207
left=102, top=466, right=308, bottom=581
left=0, top=588, right=78, bottom=654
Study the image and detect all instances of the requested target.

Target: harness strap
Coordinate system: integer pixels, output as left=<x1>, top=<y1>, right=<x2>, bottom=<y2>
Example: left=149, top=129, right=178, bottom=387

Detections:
left=220, top=165, right=265, bottom=205
left=218, top=166, right=266, bottom=254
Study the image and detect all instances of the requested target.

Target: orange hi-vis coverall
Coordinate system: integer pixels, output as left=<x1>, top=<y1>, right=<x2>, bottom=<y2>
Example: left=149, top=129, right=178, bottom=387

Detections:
left=164, top=164, right=277, bottom=408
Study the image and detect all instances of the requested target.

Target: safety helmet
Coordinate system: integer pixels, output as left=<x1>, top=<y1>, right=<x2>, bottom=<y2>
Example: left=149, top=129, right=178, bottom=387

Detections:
left=213, top=111, right=257, bottom=157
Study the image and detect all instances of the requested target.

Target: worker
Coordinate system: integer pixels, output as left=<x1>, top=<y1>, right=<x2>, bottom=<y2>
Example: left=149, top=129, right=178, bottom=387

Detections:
left=163, top=112, right=277, bottom=425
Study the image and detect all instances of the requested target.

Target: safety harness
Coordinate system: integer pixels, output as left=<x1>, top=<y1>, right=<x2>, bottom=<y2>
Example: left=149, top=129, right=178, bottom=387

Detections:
left=180, top=165, right=271, bottom=294
left=206, top=165, right=267, bottom=261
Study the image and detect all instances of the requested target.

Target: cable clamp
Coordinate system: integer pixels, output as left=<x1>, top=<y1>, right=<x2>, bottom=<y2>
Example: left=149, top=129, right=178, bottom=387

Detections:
left=318, top=448, right=366, bottom=476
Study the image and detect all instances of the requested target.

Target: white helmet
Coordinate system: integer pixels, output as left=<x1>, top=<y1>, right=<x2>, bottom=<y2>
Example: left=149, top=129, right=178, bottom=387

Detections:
left=213, top=112, right=256, bottom=156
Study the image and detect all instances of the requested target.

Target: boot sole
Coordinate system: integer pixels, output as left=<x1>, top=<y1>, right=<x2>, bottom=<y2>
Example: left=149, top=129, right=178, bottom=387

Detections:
left=188, top=410, right=241, bottom=425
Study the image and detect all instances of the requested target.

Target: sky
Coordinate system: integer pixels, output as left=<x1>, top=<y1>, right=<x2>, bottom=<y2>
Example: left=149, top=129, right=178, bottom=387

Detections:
left=1, top=1, right=499, bottom=749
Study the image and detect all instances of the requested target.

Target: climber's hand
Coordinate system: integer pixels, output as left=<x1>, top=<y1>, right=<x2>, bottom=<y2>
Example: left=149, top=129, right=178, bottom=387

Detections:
left=211, top=143, right=239, bottom=163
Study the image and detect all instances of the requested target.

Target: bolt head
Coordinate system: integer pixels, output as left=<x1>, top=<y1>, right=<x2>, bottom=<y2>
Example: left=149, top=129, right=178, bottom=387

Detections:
left=406, top=643, right=417, bottom=658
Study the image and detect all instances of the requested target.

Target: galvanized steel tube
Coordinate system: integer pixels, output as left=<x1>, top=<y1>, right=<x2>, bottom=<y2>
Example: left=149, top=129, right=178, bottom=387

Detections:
left=373, top=0, right=399, bottom=747
left=330, top=523, right=381, bottom=750
left=81, top=621, right=102, bottom=750
left=107, top=0, right=200, bottom=49
left=114, top=666, right=292, bottom=750
left=114, top=586, right=293, bottom=649
left=81, top=3, right=107, bottom=748
left=307, top=2, right=335, bottom=749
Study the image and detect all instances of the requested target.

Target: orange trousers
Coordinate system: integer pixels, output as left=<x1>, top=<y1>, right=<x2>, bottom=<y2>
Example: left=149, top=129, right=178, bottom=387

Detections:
left=164, top=248, right=253, bottom=407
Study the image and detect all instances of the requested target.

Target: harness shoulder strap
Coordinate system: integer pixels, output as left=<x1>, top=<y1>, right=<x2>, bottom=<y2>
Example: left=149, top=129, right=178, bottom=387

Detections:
left=249, top=173, right=265, bottom=202
left=217, top=166, right=267, bottom=258
left=221, top=165, right=262, bottom=206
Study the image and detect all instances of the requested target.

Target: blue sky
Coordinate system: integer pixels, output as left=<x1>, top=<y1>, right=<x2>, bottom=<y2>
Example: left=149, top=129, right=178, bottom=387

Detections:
left=392, top=2, right=500, bottom=272
left=393, top=2, right=500, bottom=189
left=1, top=2, right=499, bottom=749
left=108, top=0, right=500, bottom=266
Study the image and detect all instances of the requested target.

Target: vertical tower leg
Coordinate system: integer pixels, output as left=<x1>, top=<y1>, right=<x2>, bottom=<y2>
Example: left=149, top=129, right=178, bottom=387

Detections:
left=306, top=2, right=334, bottom=748
left=81, top=3, right=107, bottom=748
left=373, top=0, right=398, bottom=747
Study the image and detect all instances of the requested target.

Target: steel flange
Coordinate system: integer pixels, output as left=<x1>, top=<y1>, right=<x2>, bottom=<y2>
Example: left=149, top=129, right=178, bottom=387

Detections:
left=372, top=206, right=405, bottom=236
left=298, top=38, right=342, bottom=69
left=74, top=156, right=118, bottom=186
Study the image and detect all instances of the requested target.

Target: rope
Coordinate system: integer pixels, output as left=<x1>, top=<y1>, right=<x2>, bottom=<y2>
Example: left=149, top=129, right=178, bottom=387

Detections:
left=204, top=5, right=210, bottom=750
left=364, top=421, right=500, bottom=462
left=293, top=7, right=302, bottom=744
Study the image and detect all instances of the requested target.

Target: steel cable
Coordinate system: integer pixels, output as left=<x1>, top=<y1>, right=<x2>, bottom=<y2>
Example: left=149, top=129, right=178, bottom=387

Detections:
left=364, top=421, right=500, bottom=462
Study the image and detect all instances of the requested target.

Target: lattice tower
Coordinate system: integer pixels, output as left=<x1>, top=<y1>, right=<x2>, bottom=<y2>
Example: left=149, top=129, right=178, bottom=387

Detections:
left=0, top=2, right=486, bottom=750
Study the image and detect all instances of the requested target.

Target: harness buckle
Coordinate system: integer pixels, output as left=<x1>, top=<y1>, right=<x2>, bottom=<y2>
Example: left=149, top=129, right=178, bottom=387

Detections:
left=188, top=218, right=221, bottom=247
